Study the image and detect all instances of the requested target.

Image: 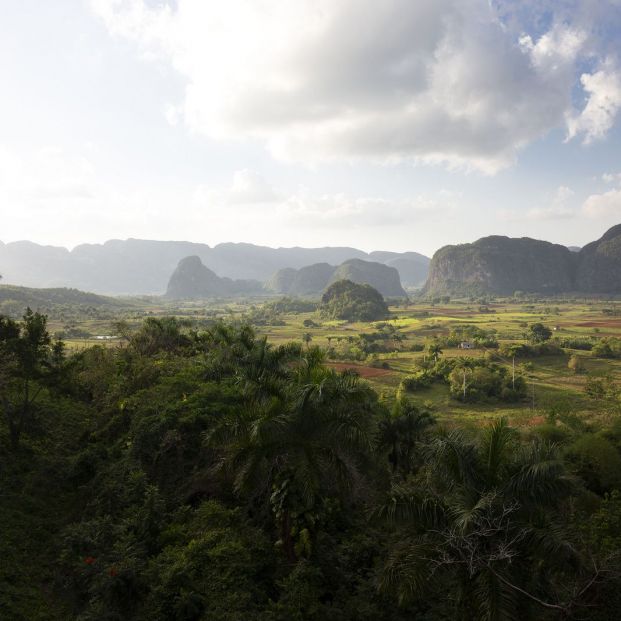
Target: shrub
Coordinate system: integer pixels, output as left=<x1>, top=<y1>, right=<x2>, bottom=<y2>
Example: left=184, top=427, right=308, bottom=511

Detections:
left=566, top=435, right=621, bottom=494
left=568, top=355, right=585, bottom=374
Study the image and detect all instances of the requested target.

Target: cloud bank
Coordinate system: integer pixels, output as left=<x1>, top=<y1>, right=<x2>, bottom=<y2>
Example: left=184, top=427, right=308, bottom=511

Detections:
left=92, top=0, right=621, bottom=172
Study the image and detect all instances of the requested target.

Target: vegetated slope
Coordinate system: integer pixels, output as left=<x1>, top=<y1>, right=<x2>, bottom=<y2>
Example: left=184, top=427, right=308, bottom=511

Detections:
left=288, top=263, right=337, bottom=296
left=165, top=255, right=262, bottom=298
left=0, top=284, right=130, bottom=317
left=328, top=259, right=407, bottom=297
left=423, top=224, right=621, bottom=296
left=0, top=238, right=429, bottom=294
left=369, top=251, right=430, bottom=287
left=423, top=235, right=578, bottom=296
left=382, top=257, right=429, bottom=287
left=267, top=259, right=407, bottom=298
left=265, top=267, right=298, bottom=294
left=575, top=224, right=621, bottom=293
left=320, top=279, right=389, bottom=321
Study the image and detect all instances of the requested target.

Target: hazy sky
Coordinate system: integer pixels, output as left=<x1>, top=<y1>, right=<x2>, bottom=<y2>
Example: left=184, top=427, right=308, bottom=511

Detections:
left=1, top=0, right=621, bottom=256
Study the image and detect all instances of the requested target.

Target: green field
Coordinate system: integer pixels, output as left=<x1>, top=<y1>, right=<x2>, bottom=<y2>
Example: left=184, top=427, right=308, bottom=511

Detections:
left=39, top=296, right=621, bottom=429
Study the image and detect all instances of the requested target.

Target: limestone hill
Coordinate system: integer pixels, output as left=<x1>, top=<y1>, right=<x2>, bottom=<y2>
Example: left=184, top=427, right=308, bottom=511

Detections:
left=423, top=225, right=621, bottom=296
left=266, top=259, right=407, bottom=298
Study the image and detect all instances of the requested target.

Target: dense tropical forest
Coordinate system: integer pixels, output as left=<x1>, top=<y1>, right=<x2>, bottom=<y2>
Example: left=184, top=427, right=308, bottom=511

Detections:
left=2, top=307, right=621, bottom=620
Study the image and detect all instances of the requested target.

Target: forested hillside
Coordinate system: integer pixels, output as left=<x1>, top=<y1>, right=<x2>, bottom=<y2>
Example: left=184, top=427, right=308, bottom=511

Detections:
left=2, top=309, right=621, bottom=620
left=424, top=224, right=621, bottom=296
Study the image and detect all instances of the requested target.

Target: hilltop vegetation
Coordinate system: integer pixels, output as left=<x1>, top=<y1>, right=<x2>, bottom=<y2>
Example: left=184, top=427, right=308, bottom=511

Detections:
left=320, top=279, right=390, bottom=321
left=0, top=284, right=137, bottom=318
left=425, top=224, right=621, bottom=296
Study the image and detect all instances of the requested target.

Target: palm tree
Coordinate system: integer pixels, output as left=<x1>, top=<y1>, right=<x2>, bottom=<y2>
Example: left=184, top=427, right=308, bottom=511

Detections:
left=426, top=341, right=443, bottom=362
left=208, top=351, right=377, bottom=563
left=378, top=398, right=435, bottom=476
left=379, top=418, right=576, bottom=619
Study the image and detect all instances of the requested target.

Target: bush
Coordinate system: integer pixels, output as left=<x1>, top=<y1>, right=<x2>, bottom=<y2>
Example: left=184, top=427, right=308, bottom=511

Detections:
left=400, top=371, right=433, bottom=392
left=566, top=435, right=621, bottom=494
left=449, top=364, right=526, bottom=403
left=592, top=338, right=621, bottom=359
left=557, top=337, right=593, bottom=351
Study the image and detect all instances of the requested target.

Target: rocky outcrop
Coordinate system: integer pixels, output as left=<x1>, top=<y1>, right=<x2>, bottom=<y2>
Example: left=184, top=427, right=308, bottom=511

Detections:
left=266, top=259, right=407, bottom=297
left=165, top=256, right=262, bottom=298
left=423, top=236, right=577, bottom=296
left=575, top=224, right=621, bottom=293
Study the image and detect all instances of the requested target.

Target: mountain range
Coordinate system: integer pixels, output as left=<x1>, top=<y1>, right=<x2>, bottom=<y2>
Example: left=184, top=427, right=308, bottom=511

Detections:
left=166, top=256, right=407, bottom=298
left=0, top=239, right=429, bottom=295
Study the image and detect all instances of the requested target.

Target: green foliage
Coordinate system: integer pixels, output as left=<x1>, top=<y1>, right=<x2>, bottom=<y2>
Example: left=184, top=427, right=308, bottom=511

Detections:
left=566, top=435, right=621, bottom=493
left=0, top=308, right=65, bottom=448
left=142, top=502, right=272, bottom=621
left=3, top=309, right=621, bottom=620
left=320, top=280, right=389, bottom=322
left=592, top=337, right=621, bottom=359
left=448, top=363, right=526, bottom=402
left=379, top=418, right=575, bottom=619
left=528, top=322, right=553, bottom=343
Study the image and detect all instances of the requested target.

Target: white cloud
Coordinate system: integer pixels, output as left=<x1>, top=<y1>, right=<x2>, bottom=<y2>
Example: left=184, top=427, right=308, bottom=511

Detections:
left=567, top=61, right=621, bottom=143
left=90, top=0, right=619, bottom=173
left=192, top=170, right=456, bottom=228
left=583, top=188, right=621, bottom=218
left=602, top=171, right=621, bottom=184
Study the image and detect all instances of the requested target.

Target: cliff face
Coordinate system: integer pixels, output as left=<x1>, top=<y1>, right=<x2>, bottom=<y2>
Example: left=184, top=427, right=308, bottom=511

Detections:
left=424, top=236, right=578, bottom=296
left=165, top=256, right=262, bottom=298
left=575, top=224, right=621, bottom=293
left=266, top=259, right=407, bottom=297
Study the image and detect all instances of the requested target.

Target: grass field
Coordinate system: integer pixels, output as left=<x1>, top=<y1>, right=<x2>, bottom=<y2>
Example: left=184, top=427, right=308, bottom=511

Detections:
left=42, top=296, right=621, bottom=428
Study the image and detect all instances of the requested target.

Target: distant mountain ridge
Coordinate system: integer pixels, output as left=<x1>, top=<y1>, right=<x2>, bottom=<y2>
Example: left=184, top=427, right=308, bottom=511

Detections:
left=167, top=257, right=407, bottom=299
left=0, top=238, right=429, bottom=295
left=424, top=225, right=621, bottom=296
left=265, top=258, right=407, bottom=298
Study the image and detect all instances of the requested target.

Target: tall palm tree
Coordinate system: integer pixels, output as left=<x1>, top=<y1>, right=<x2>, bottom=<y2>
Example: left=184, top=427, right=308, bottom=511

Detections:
left=208, top=350, right=377, bottom=562
left=426, top=342, right=443, bottom=362
left=379, top=418, right=576, bottom=620
left=378, top=398, right=435, bottom=476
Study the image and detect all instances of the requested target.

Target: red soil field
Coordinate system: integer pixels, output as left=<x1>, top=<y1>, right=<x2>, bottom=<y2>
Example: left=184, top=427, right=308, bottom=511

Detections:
left=575, top=321, right=621, bottom=328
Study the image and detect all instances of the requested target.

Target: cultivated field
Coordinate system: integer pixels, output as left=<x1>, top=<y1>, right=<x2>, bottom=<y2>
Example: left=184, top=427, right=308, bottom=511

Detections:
left=41, top=296, right=621, bottom=429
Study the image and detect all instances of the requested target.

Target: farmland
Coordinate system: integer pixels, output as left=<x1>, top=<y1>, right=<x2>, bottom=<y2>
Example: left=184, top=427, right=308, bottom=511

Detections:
left=42, top=295, right=621, bottom=429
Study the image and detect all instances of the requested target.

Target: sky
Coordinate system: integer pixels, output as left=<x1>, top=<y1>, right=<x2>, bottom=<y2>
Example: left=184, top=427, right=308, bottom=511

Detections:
left=1, top=0, right=621, bottom=256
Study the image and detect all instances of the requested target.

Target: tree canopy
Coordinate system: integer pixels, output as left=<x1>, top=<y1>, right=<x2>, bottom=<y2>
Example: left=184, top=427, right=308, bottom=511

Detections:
left=320, top=279, right=389, bottom=321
